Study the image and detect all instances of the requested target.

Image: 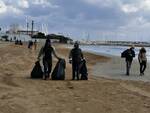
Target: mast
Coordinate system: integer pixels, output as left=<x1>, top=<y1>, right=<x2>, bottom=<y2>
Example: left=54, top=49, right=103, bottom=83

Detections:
left=31, top=20, right=34, bottom=37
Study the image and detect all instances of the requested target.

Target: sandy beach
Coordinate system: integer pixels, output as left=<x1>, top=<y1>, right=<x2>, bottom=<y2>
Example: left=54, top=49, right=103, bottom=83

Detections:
left=0, top=42, right=150, bottom=113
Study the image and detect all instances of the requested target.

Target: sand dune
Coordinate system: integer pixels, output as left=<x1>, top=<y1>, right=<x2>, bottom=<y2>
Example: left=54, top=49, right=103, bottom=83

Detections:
left=0, top=42, right=150, bottom=113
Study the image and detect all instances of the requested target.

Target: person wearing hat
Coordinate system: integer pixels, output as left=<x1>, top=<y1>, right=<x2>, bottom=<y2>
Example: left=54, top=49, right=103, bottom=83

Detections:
left=138, top=47, right=147, bottom=76
left=69, top=42, right=84, bottom=80
left=38, top=39, right=60, bottom=80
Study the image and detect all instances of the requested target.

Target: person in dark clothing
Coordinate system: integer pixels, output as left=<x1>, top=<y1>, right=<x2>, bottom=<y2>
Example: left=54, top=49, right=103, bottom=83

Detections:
left=28, top=40, right=33, bottom=49
left=138, top=47, right=147, bottom=76
left=123, top=46, right=135, bottom=75
left=38, top=39, right=60, bottom=80
left=69, top=42, right=84, bottom=80
left=34, top=39, right=37, bottom=50
left=19, top=40, right=23, bottom=45
left=15, top=39, right=19, bottom=45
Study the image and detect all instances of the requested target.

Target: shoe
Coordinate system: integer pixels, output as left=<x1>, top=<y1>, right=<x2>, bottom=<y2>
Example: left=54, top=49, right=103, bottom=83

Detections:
left=44, top=76, right=47, bottom=80
left=43, top=74, right=48, bottom=80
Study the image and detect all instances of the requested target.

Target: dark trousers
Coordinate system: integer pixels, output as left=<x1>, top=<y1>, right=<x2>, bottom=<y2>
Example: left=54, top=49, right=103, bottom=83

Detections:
left=126, top=60, right=132, bottom=75
left=140, top=61, right=147, bottom=74
left=43, top=57, right=52, bottom=78
left=72, top=63, right=79, bottom=80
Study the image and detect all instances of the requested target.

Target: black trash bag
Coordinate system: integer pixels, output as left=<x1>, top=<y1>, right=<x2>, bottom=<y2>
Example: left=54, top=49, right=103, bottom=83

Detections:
left=51, top=59, right=66, bottom=80
left=31, top=61, right=43, bottom=78
left=79, top=59, right=88, bottom=80
left=121, top=49, right=128, bottom=58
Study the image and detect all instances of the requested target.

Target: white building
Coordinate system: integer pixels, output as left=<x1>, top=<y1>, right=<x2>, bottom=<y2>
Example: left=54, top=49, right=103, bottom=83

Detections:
left=0, top=32, right=32, bottom=42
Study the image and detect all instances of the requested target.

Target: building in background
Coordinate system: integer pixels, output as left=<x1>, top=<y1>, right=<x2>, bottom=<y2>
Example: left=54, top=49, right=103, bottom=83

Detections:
left=0, top=24, right=39, bottom=42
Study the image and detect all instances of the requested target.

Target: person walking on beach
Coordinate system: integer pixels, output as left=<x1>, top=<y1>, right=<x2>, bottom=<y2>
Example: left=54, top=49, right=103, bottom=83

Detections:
left=28, top=40, right=33, bottom=49
left=34, top=39, right=37, bottom=50
left=69, top=42, right=84, bottom=80
left=138, top=47, right=147, bottom=76
left=122, top=46, right=135, bottom=75
left=38, top=39, right=60, bottom=80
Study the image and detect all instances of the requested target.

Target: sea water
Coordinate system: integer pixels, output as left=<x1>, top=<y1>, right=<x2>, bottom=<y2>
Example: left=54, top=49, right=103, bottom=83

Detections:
left=80, top=45, right=150, bottom=62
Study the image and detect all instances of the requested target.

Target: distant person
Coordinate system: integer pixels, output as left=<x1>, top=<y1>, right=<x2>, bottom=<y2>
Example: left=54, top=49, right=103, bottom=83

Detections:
left=121, top=46, right=135, bottom=75
left=28, top=40, right=31, bottom=48
left=69, top=42, right=84, bottom=80
left=138, top=47, right=147, bottom=76
left=34, top=39, right=37, bottom=50
left=30, top=40, right=33, bottom=48
left=15, top=39, right=19, bottom=45
left=10, top=38, right=12, bottom=42
left=19, top=40, right=23, bottom=45
left=14, top=36, right=16, bottom=41
left=38, top=39, right=60, bottom=80
left=28, top=40, right=33, bottom=49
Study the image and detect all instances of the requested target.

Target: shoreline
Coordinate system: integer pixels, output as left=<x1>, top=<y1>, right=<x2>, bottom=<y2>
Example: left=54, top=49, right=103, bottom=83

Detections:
left=92, top=55, right=150, bottom=82
left=61, top=44, right=150, bottom=82
left=57, top=43, right=150, bottom=82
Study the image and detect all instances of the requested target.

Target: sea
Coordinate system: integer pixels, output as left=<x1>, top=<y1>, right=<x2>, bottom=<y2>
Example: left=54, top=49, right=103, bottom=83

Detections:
left=79, top=45, right=150, bottom=62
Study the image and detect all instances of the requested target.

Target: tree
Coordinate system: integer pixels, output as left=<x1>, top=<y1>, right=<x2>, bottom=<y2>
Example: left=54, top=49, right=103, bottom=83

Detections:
left=32, top=32, right=73, bottom=43
left=32, top=32, right=46, bottom=39
left=2, top=35, right=9, bottom=41
left=46, top=34, right=73, bottom=43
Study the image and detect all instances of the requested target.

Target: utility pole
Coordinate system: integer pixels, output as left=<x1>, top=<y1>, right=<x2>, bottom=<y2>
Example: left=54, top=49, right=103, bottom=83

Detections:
left=31, top=20, right=34, bottom=37
left=27, top=22, right=29, bottom=35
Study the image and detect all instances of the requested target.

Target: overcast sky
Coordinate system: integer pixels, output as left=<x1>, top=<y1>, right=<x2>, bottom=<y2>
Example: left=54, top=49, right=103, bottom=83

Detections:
left=1, top=0, right=150, bottom=41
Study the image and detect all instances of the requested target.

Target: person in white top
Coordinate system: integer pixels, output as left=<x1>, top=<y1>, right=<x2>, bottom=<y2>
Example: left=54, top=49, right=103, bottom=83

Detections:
left=138, top=47, right=147, bottom=76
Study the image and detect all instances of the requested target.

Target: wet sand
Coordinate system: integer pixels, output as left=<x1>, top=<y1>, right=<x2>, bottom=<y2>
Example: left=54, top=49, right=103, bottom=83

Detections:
left=0, top=42, right=150, bottom=113
left=93, top=55, right=150, bottom=82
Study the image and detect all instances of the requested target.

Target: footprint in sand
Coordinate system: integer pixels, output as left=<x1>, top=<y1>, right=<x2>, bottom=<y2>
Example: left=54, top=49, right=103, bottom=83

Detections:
left=1, top=73, right=20, bottom=87
left=120, top=83, right=150, bottom=98
left=66, top=81, right=74, bottom=89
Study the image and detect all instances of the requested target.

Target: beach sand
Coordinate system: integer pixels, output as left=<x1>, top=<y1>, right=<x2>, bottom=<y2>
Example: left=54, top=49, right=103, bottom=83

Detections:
left=0, top=42, right=150, bottom=113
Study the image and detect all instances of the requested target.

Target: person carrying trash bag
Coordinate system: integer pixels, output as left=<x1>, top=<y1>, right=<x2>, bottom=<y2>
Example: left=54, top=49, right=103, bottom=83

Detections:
left=69, top=41, right=84, bottom=80
left=121, top=46, right=135, bottom=75
left=38, top=38, right=60, bottom=80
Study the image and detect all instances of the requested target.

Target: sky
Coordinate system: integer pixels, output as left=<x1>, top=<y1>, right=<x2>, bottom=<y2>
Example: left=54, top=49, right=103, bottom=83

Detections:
left=0, top=0, right=150, bottom=41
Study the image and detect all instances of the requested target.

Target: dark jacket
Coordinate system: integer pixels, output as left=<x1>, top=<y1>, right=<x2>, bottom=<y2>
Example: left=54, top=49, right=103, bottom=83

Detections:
left=124, top=49, right=135, bottom=61
left=69, top=48, right=83, bottom=64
